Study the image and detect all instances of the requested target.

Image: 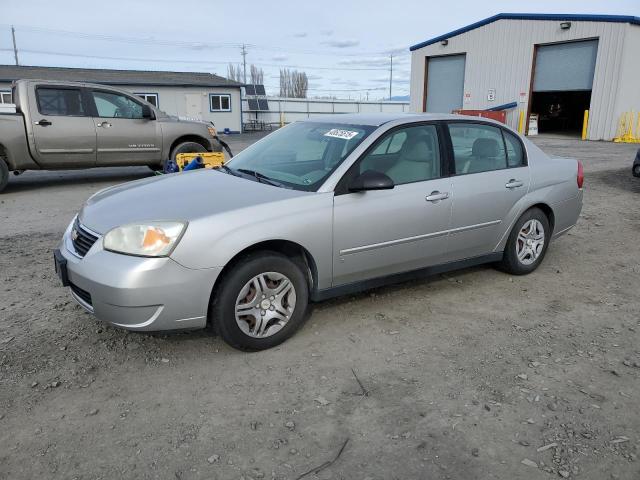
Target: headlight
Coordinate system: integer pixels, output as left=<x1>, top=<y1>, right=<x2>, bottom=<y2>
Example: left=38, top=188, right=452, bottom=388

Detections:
left=103, top=222, right=187, bottom=257
left=207, top=126, right=217, bottom=137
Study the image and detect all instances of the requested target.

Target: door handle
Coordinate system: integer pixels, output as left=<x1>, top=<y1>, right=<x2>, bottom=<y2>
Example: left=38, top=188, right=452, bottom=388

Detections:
left=426, top=191, right=449, bottom=202
left=34, top=119, right=52, bottom=127
left=98, top=121, right=112, bottom=128
left=505, top=179, right=524, bottom=189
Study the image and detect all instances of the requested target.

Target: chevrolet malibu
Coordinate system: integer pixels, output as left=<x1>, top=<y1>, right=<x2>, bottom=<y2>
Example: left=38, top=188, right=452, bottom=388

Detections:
left=54, top=114, right=583, bottom=351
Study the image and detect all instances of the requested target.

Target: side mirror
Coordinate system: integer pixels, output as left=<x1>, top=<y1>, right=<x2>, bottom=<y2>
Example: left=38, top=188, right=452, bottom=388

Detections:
left=348, top=170, right=394, bottom=192
left=141, top=104, right=154, bottom=119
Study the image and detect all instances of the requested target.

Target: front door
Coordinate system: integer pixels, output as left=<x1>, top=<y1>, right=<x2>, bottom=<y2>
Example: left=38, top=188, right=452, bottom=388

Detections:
left=90, top=89, right=162, bottom=166
left=27, top=86, right=96, bottom=168
left=446, top=122, right=530, bottom=260
left=185, top=93, right=203, bottom=120
left=332, top=123, right=453, bottom=286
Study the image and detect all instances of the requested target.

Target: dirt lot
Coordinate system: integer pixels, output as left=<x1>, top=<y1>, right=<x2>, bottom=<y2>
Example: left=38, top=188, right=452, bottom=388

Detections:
left=1, top=134, right=639, bottom=480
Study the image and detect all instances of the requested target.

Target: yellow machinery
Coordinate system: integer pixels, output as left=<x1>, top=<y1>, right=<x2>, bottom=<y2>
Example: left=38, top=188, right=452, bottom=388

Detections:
left=175, top=152, right=225, bottom=170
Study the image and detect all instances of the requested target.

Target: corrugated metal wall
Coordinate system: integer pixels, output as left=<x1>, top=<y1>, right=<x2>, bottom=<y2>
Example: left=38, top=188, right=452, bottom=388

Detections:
left=410, top=19, right=636, bottom=140
left=242, top=97, right=410, bottom=125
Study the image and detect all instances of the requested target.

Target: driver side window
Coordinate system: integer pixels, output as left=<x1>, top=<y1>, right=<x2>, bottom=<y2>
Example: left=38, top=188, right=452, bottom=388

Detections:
left=92, top=91, right=144, bottom=119
left=358, top=124, right=441, bottom=185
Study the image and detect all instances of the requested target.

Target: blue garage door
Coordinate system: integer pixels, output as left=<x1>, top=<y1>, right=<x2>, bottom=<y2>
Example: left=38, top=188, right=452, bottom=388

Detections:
left=425, top=54, right=466, bottom=113
left=533, top=40, right=598, bottom=91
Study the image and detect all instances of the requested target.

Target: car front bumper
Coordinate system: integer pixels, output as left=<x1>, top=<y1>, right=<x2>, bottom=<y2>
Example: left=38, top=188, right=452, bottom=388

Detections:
left=56, top=220, right=222, bottom=331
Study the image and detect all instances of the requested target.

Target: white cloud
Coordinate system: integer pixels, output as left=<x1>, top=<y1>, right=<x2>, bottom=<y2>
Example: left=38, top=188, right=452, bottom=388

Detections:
left=322, top=39, right=360, bottom=48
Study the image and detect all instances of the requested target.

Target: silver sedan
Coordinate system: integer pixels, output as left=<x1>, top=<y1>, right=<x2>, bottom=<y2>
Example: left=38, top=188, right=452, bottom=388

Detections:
left=54, top=113, right=583, bottom=350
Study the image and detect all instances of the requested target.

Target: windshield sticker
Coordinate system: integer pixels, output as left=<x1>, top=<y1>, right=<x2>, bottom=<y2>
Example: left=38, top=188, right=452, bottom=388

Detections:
left=324, top=129, right=360, bottom=140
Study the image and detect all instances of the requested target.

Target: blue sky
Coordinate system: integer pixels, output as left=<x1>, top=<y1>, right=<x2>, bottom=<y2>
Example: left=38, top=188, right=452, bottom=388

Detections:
left=1, top=0, right=638, bottom=99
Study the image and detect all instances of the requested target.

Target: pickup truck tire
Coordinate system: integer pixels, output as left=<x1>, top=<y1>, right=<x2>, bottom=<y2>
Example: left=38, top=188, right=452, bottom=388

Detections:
left=0, top=159, right=9, bottom=193
left=170, top=142, right=207, bottom=163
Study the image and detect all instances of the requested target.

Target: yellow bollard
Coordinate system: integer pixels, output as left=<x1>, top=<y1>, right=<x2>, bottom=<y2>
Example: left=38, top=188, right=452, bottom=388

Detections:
left=581, top=110, right=589, bottom=140
left=518, top=110, right=524, bottom=134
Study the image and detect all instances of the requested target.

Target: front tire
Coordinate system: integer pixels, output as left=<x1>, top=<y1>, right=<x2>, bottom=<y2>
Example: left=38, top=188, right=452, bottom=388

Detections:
left=170, top=141, right=207, bottom=163
left=499, top=208, right=550, bottom=275
left=0, top=159, right=9, bottom=193
left=633, top=164, right=640, bottom=178
left=211, top=252, right=309, bottom=351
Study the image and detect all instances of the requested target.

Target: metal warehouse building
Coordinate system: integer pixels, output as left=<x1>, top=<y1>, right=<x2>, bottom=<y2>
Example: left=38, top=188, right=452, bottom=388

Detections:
left=409, top=13, right=640, bottom=140
left=0, top=65, right=243, bottom=132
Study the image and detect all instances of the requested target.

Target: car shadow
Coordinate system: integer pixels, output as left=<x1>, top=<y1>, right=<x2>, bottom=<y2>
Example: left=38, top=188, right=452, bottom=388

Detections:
left=3, top=167, right=154, bottom=194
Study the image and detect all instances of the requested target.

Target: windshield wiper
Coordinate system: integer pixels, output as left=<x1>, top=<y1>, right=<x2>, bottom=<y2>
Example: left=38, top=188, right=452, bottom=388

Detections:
left=235, top=168, right=288, bottom=188
left=216, top=164, right=239, bottom=176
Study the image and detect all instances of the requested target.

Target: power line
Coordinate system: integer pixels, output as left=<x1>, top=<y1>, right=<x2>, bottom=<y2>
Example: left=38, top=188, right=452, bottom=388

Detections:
left=0, top=24, right=409, bottom=59
left=0, top=48, right=389, bottom=71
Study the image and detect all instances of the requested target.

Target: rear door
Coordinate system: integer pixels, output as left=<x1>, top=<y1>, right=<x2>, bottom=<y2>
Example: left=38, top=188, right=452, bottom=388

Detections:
left=89, top=89, right=162, bottom=166
left=445, top=122, right=530, bottom=260
left=27, top=85, right=97, bottom=167
left=332, top=123, right=453, bottom=286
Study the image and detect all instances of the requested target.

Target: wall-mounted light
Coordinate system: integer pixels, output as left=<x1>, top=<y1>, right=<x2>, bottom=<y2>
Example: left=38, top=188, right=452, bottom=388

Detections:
left=441, top=39, right=449, bottom=46
left=560, top=22, right=572, bottom=30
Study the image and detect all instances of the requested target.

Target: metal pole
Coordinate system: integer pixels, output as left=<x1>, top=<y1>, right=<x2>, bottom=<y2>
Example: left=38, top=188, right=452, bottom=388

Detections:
left=241, top=44, right=247, bottom=84
left=389, top=54, right=393, bottom=100
left=11, top=26, right=19, bottom=66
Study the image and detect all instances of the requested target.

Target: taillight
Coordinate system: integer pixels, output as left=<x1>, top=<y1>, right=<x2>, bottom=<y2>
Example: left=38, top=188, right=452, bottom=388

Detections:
left=577, top=160, right=584, bottom=189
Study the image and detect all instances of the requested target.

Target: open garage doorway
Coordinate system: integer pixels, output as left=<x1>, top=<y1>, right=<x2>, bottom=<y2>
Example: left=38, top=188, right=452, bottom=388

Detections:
left=529, top=39, right=598, bottom=137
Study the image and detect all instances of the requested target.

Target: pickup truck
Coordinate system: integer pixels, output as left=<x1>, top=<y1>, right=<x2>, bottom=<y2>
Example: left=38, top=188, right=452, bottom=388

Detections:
left=0, top=79, right=222, bottom=192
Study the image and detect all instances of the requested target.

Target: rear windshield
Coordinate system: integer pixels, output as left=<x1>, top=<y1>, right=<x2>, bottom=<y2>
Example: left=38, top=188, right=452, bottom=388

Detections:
left=227, top=121, right=375, bottom=191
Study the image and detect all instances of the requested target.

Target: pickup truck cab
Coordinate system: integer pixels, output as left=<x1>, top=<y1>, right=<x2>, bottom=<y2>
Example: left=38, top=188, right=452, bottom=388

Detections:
left=0, top=79, right=221, bottom=192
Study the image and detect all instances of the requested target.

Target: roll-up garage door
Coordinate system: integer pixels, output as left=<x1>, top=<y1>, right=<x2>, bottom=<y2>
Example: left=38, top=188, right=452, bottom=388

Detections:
left=425, top=54, right=466, bottom=113
left=533, top=40, right=598, bottom=91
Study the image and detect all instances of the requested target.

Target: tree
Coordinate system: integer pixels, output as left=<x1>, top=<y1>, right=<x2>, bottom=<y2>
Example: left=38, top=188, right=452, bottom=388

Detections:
left=250, top=65, right=264, bottom=85
left=279, top=68, right=308, bottom=98
left=227, top=64, right=243, bottom=83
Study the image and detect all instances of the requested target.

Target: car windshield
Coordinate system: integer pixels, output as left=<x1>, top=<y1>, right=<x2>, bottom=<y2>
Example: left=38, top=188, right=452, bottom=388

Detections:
left=225, top=121, right=375, bottom=191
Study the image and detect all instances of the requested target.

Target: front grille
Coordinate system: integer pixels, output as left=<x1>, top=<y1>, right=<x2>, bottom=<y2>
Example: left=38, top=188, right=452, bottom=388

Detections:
left=69, top=282, right=92, bottom=306
left=72, top=221, right=98, bottom=257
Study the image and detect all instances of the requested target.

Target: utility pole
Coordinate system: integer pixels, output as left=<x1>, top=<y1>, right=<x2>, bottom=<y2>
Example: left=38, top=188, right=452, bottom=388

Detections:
left=11, top=26, right=19, bottom=66
left=389, top=54, right=393, bottom=100
left=241, top=44, right=247, bottom=84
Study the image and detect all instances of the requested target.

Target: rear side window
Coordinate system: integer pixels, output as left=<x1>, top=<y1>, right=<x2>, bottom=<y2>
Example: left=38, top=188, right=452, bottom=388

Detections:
left=448, top=123, right=507, bottom=174
left=36, top=88, right=85, bottom=116
left=504, top=130, right=525, bottom=167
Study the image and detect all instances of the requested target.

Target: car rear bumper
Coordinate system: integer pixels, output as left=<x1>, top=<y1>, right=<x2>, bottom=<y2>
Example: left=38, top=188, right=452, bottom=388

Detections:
left=57, top=221, right=221, bottom=331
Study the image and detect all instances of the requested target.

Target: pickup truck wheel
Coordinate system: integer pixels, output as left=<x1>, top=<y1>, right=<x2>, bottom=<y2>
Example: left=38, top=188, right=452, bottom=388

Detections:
left=170, top=142, right=207, bottom=163
left=211, top=252, right=310, bottom=351
left=0, top=159, right=9, bottom=193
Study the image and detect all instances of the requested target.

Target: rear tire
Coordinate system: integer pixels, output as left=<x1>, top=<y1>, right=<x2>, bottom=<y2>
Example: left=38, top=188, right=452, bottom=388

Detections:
left=633, top=164, right=640, bottom=178
left=499, top=208, right=550, bottom=275
left=211, top=252, right=309, bottom=351
left=0, top=159, right=9, bottom=193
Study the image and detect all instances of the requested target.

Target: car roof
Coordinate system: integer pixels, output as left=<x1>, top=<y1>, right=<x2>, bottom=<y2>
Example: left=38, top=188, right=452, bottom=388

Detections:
left=304, top=112, right=504, bottom=127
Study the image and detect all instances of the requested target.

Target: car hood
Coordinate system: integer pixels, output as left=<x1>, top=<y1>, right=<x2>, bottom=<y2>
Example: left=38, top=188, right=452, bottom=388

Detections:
left=79, top=170, right=310, bottom=234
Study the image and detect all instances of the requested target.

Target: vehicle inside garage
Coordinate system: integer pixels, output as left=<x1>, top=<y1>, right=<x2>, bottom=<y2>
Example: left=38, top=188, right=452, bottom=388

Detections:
left=529, top=39, right=598, bottom=136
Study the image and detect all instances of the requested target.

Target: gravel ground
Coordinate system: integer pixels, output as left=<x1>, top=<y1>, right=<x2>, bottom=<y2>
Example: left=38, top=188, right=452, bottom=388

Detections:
left=1, top=134, right=639, bottom=480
